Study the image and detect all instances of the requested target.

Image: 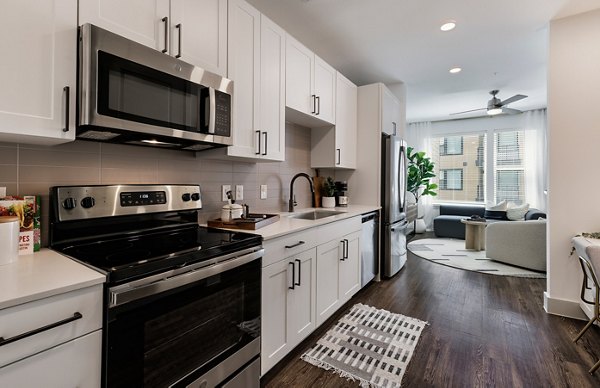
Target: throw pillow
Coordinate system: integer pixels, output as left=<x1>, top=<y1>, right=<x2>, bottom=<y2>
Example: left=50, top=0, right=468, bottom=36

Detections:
left=484, top=200, right=508, bottom=220
left=507, top=203, right=530, bottom=221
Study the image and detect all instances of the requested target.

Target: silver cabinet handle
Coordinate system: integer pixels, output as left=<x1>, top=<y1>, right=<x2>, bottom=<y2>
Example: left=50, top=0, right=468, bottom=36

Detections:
left=162, top=17, right=169, bottom=53
left=255, top=130, right=261, bottom=155
left=175, top=23, right=182, bottom=58
left=262, top=132, right=268, bottom=156
left=285, top=241, right=305, bottom=249
left=311, top=94, right=316, bottom=114
left=0, top=312, right=82, bottom=347
left=392, top=122, right=397, bottom=136
left=295, top=258, right=301, bottom=286
left=336, top=148, right=341, bottom=165
left=63, top=86, right=70, bottom=132
left=289, top=262, right=296, bottom=290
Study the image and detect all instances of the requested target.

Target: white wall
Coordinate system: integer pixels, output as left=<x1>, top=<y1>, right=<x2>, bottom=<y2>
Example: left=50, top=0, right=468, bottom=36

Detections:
left=547, top=8, right=600, bottom=317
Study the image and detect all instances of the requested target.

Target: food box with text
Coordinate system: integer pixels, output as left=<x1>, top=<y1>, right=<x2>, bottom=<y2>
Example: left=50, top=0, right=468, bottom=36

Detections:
left=0, top=196, right=41, bottom=254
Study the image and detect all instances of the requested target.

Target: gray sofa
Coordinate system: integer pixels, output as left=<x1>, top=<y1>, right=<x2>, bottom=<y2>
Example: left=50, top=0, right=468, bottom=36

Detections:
left=433, top=204, right=546, bottom=239
left=485, top=219, right=547, bottom=271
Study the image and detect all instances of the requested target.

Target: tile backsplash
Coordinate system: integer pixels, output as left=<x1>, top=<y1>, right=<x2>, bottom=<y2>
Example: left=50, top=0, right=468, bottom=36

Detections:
left=0, top=123, right=314, bottom=247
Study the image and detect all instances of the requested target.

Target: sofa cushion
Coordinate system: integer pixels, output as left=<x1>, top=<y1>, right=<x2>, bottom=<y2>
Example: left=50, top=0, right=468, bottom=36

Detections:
left=434, top=215, right=468, bottom=239
left=507, top=203, right=530, bottom=221
left=484, top=200, right=508, bottom=220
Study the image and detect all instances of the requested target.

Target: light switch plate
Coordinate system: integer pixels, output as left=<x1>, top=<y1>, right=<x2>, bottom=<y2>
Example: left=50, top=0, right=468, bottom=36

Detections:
left=0, top=187, right=5, bottom=197
left=260, top=185, right=267, bottom=200
left=235, top=185, right=243, bottom=200
left=222, top=185, right=231, bottom=201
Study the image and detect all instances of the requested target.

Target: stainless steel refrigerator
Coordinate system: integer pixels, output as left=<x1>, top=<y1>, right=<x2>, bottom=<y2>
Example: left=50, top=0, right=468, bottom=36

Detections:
left=381, top=134, right=408, bottom=277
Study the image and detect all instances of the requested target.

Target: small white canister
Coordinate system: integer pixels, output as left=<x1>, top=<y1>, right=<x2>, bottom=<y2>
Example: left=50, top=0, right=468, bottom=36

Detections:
left=0, top=216, right=20, bottom=265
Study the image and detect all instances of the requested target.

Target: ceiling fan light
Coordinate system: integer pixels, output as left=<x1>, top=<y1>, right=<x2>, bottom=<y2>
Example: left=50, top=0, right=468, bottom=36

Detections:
left=487, top=108, right=503, bottom=116
left=449, top=67, right=462, bottom=74
left=440, top=21, right=456, bottom=32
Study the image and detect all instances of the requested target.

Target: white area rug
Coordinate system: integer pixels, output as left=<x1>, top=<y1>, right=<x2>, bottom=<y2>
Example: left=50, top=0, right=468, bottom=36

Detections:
left=407, top=238, right=546, bottom=278
left=301, top=303, right=427, bottom=388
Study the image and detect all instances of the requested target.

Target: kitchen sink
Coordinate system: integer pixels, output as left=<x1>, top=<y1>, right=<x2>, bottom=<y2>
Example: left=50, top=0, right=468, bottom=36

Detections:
left=289, top=210, right=345, bottom=220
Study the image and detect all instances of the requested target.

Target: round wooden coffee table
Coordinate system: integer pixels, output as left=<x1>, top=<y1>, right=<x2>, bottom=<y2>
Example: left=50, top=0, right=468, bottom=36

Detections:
left=460, top=219, right=487, bottom=251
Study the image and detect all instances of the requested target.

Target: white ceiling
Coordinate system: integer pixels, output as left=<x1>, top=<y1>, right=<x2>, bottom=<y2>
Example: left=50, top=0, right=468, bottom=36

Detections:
left=245, top=0, right=600, bottom=122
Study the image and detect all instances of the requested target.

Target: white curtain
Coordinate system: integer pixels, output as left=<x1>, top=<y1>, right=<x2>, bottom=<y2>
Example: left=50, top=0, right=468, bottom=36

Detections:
left=406, top=121, right=434, bottom=229
left=523, top=109, right=547, bottom=211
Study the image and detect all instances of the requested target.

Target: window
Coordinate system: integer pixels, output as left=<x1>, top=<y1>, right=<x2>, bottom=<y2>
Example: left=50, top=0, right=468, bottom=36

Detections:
left=439, top=169, right=463, bottom=190
left=430, top=129, right=528, bottom=205
left=439, top=136, right=463, bottom=155
left=494, top=130, right=525, bottom=204
left=431, top=133, right=485, bottom=202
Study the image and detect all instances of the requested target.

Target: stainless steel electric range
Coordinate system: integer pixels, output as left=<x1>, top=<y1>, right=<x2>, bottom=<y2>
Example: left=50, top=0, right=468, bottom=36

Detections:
left=50, top=184, right=262, bottom=388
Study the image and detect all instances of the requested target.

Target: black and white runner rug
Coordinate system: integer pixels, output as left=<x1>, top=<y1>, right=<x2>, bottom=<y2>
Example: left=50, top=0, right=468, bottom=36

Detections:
left=301, top=303, right=428, bottom=388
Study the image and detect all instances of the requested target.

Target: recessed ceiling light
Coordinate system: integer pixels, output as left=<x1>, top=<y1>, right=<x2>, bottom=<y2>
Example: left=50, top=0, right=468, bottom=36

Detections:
left=449, top=67, right=462, bottom=74
left=440, top=21, right=456, bottom=32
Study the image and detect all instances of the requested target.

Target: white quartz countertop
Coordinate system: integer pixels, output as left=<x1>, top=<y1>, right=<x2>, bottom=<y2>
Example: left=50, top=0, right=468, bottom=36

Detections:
left=0, top=249, right=106, bottom=310
left=208, top=205, right=380, bottom=240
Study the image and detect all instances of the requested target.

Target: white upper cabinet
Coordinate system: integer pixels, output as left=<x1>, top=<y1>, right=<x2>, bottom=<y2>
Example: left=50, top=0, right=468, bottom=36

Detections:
left=382, top=86, right=402, bottom=136
left=225, top=0, right=285, bottom=161
left=313, top=56, right=336, bottom=124
left=0, top=0, right=77, bottom=145
left=79, top=0, right=169, bottom=51
left=79, top=0, right=227, bottom=75
left=170, top=0, right=227, bottom=75
left=311, top=72, right=357, bottom=169
left=285, top=35, right=335, bottom=127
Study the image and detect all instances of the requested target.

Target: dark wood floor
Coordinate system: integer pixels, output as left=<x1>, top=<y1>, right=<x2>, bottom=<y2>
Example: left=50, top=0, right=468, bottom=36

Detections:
left=261, top=233, right=600, bottom=387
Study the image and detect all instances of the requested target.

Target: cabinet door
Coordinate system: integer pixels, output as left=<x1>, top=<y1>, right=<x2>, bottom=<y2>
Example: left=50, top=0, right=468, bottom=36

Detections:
left=313, top=56, right=336, bottom=125
left=288, top=248, right=317, bottom=346
left=170, top=0, right=227, bottom=76
left=382, top=86, right=399, bottom=136
left=339, top=230, right=361, bottom=304
left=316, top=238, right=341, bottom=327
left=0, top=0, right=76, bottom=145
left=286, top=35, right=314, bottom=116
left=335, top=72, right=357, bottom=168
left=0, top=330, right=101, bottom=388
left=261, top=259, right=292, bottom=375
left=79, top=0, right=169, bottom=51
left=227, top=0, right=261, bottom=159
left=260, top=15, right=286, bottom=161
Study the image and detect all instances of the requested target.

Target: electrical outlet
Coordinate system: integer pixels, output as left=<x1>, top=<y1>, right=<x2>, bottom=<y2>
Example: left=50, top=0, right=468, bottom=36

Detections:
left=235, top=185, right=243, bottom=200
left=260, top=185, right=267, bottom=200
left=222, top=185, right=231, bottom=201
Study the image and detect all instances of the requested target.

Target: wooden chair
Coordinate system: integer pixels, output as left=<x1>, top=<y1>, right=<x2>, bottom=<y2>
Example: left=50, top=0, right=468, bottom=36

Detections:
left=573, top=252, right=600, bottom=374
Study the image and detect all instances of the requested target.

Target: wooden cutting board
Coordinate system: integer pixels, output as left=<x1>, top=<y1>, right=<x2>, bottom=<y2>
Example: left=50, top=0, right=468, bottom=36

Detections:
left=207, top=213, right=280, bottom=230
left=313, top=176, right=325, bottom=208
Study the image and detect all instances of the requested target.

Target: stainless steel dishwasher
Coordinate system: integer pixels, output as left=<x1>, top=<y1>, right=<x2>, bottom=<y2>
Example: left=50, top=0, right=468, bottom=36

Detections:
left=361, top=211, right=379, bottom=287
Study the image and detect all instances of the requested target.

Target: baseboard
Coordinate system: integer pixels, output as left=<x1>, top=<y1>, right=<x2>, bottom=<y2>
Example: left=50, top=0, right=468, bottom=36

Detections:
left=544, top=292, right=587, bottom=320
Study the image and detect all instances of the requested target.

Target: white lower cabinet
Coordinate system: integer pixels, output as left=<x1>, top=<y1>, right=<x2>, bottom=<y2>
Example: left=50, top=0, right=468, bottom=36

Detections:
left=261, top=216, right=363, bottom=375
left=0, top=284, right=103, bottom=387
left=261, top=247, right=316, bottom=376
left=316, top=229, right=361, bottom=326
left=0, top=330, right=102, bottom=388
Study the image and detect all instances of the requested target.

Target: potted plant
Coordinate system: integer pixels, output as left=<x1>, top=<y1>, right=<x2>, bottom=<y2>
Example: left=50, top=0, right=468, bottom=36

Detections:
left=322, top=177, right=336, bottom=208
left=407, top=147, right=437, bottom=232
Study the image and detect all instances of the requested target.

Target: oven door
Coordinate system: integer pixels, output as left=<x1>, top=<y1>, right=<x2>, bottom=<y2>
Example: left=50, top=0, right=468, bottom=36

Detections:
left=105, top=248, right=262, bottom=388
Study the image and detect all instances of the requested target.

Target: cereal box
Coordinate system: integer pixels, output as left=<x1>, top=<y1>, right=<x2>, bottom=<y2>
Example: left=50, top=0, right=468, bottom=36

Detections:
left=0, top=195, right=41, bottom=254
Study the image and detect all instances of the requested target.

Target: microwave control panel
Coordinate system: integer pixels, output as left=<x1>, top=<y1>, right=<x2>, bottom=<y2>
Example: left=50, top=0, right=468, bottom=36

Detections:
left=213, top=91, right=231, bottom=137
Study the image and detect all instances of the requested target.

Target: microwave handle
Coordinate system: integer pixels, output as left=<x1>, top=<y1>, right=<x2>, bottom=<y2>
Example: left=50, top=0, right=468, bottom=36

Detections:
left=207, top=87, right=216, bottom=134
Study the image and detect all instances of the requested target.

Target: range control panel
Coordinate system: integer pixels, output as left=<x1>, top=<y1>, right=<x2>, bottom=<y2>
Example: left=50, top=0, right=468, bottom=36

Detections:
left=53, top=185, right=202, bottom=222
left=120, top=191, right=167, bottom=207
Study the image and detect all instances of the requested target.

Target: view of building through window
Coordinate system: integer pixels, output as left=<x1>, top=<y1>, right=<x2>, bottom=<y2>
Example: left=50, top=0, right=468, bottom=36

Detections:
left=430, top=130, right=526, bottom=204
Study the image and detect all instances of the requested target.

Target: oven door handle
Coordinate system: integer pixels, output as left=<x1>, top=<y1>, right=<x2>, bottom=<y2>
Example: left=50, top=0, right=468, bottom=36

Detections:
left=109, top=248, right=264, bottom=308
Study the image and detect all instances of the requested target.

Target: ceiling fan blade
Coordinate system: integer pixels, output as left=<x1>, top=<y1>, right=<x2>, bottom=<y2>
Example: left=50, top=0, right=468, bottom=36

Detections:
left=499, top=94, right=527, bottom=106
left=502, top=107, right=522, bottom=115
left=450, top=107, right=486, bottom=115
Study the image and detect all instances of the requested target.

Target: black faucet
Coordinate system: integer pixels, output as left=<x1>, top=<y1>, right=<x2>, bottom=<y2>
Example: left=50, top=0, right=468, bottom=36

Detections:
left=288, top=173, right=315, bottom=212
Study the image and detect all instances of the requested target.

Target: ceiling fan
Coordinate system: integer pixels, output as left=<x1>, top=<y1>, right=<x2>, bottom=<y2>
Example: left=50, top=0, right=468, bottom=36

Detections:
left=451, top=90, right=528, bottom=116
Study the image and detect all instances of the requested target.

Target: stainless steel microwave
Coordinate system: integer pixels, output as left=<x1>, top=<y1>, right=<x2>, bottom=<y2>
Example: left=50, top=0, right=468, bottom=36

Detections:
left=78, top=23, right=233, bottom=151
